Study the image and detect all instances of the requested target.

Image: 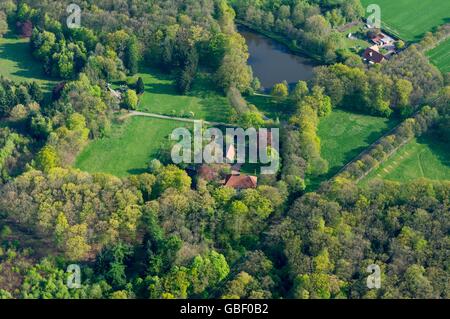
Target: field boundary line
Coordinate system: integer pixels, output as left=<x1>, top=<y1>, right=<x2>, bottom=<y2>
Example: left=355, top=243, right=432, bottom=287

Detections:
left=356, top=138, right=412, bottom=183
left=330, top=118, right=405, bottom=180
left=329, top=89, right=443, bottom=184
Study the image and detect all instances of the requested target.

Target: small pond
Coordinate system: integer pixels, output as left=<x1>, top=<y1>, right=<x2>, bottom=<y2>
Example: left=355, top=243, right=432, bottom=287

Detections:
left=239, top=26, right=316, bottom=89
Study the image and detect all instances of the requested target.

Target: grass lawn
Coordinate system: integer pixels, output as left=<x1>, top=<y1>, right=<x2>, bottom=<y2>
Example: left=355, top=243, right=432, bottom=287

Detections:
left=0, top=35, right=56, bottom=91
left=75, top=117, right=189, bottom=177
left=361, top=134, right=450, bottom=183
left=307, top=109, right=397, bottom=188
left=340, top=23, right=372, bottom=52
left=245, top=94, right=292, bottom=121
left=126, top=68, right=232, bottom=123
left=427, top=38, right=450, bottom=73
left=361, top=0, right=450, bottom=42
left=343, top=37, right=371, bottom=52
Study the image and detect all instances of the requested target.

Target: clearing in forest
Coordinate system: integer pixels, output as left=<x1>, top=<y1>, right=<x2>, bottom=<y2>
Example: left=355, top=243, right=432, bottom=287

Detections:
left=75, top=117, right=188, bottom=177
left=121, top=68, right=233, bottom=123
left=0, top=35, right=55, bottom=91
left=361, top=134, right=450, bottom=183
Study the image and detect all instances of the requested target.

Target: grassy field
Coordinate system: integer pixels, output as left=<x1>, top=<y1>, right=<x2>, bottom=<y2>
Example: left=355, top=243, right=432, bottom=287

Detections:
left=307, top=109, right=397, bottom=188
left=361, top=0, right=450, bottom=42
left=427, top=38, right=450, bottom=73
left=75, top=117, right=189, bottom=177
left=245, top=94, right=292, bottom=121
left=0, top=35, right=55, bottom=91
left=361, top=135, right=450, bottom=183
left=125, top=68, right=232, bottom=123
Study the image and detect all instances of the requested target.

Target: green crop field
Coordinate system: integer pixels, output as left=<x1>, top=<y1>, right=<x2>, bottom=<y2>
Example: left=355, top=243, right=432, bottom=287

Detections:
left=361, top=0, right=450, bottom=42
left=362, top=135, right=450, bottom=184
left=75, top=117, right=189, bottom=177
left=427, top=38, right=450, bottom=73
left=127, top=68, right=232, bottom=123
left=307, top=109, right=397, bottom=189
left=0, top=35, right=55, bottom=91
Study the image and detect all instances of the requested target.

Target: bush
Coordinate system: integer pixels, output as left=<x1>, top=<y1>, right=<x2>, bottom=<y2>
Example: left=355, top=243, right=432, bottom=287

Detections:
left=136, top=77, right=145, bottom=94
left=121, top=89, right=139, bottom=110
left=0, top=225, right=12, bottom=239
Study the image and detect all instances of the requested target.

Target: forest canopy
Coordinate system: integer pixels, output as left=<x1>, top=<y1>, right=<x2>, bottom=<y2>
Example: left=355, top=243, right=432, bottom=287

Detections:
left=0, top=0, right=448, bottom=300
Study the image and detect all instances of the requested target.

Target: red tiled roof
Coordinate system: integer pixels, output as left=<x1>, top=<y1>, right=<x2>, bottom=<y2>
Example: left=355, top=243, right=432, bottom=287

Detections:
left=363, top=48, right=385, bottom=63
left=224, top=174, right=257, bottom=189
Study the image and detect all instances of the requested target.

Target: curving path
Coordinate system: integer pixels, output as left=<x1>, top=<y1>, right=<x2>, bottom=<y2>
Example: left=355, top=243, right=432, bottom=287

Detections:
left=121, top=110, right=237, bottom=127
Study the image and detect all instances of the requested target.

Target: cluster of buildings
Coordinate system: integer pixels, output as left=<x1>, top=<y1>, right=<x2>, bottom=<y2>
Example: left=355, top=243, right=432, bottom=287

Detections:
left=196, top=131, right=273, bottom=190
left=362, top=26, right=399, bottom=64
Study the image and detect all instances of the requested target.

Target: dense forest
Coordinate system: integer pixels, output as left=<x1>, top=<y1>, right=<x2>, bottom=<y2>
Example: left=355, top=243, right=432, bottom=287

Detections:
left=0, top=0, right=448, bottom=299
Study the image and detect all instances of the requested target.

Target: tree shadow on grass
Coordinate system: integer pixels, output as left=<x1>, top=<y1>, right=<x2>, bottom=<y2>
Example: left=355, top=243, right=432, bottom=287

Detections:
left=127, top=168, right=149, bottom=175
left=1, top=41, right=45, bottom=79
left=137, top=68, right=234, bottom=122
left=198, top=95, right=232, bottom=123
left=0, top=39, right=56, bottom=91
left=245, top=94, right=292, bottom=121
left=324, top=118, right=397, bottom=178
left=417, top=134, right=450, bottom=169
left=138, top=76, right=181, bottom=113
left=189, top=72, right=218, bottom=94
left=144, top=81, right=178, bottom=96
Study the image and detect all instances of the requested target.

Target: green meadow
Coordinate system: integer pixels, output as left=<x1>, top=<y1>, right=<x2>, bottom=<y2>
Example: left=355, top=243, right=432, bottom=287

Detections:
left=0, top=35, right=55, bottom=91
left=245, top=94, right=292, bottom=121
left=361, top=0, right=450, bottom=42
left=318, top=109, right=397, bottom=177
left=306, top=109, right=397, bottom=189
left=362, top=135, right=450, bottom=184
left=427, top=38, right=450, bottom=73
left=126, top=68, right=233, bottom=123
left=75, top=117, right=189, bottom=177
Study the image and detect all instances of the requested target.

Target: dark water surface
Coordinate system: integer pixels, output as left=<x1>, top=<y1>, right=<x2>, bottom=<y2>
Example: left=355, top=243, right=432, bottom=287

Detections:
left=239, top=27, right=316, bottom=89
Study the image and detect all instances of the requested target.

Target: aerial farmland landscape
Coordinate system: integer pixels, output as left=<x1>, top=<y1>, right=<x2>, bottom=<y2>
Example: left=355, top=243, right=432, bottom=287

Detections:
left=0, top=0, right=448, bottom=309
